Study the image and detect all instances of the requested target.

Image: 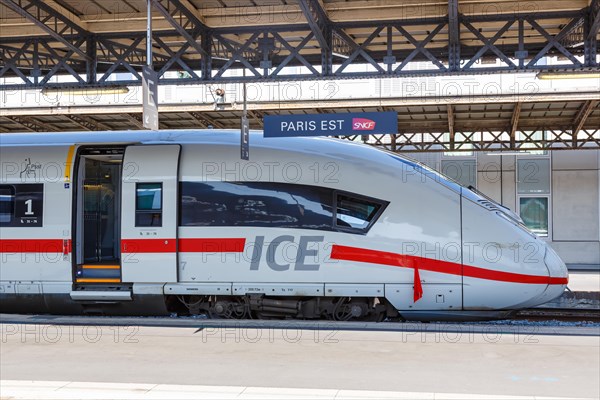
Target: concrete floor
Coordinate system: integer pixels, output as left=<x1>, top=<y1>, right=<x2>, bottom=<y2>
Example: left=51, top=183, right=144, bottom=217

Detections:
left=1, top=324, right=598, bottom=399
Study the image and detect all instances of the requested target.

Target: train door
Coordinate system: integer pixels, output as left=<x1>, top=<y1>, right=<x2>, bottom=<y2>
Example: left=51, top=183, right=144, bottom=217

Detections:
left=73, top=147, right=125, bottom=284
left=120, top=145, right=180, bottom=283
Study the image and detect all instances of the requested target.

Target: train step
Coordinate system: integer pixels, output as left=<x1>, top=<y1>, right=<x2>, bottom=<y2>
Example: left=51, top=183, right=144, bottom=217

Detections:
left=76, top=264, right=121, bottom=283
left=70, top=289, right=132, bottom=302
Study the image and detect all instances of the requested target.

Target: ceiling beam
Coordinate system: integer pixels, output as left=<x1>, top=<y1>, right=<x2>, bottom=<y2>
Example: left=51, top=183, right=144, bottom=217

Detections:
left=447, top=104, right=455, bottom=148
left=509, top=101, right=522, bottom=147
left=151, top=0, right=208, bottom=57
left=298, top=0, right=330, bottom=51
left=185, top=112, right=208, bottom=128
left=2, top=115, right=55, bottom=132
left=448, top=0, right=460, bottom=71
left=189, top=111, right=224, bottom=129
left=64, top=114, right=111, bottom=131
left=122, top=113, right=145, bottom=129
left=0, top=0, right=90, bottom=60
left=169, top=0, right=207, bottom=27
left=588, top=0, right=600, bottom=41
left=573, top=99, right=599, bottom=134
left=248, top=110, right=264, bottom=128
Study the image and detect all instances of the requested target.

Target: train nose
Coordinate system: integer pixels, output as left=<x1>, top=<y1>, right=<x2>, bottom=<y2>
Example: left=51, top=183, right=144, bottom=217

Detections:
left=536, top=244, right=569, bottom=305
left=544, top=244, right=569, bottom=281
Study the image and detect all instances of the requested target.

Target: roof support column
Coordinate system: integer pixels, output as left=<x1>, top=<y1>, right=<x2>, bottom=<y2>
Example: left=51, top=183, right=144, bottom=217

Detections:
left=510, top=102, right=521, bottom=150
left=448, top=0, right=460, bottom=71
left=298, top=0, right=332, bottom=77
left=585, top=0, right=600, bottom=66
left=86, top=36, right=97, bottom=85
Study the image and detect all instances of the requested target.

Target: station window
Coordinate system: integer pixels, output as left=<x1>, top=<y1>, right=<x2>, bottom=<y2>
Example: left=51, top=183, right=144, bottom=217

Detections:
left=441, top=159, right=477, bottom=188
left=0, top=185, right=15, bottom=224
left=519, top=197, right=549, bottom=237
left=135, top=183, right=162, bottom=227
left=516, top=155, right=551, bottom=238
left=517, top=158, right=550, bottom=195
left=335, top=194, right=385, bottom=232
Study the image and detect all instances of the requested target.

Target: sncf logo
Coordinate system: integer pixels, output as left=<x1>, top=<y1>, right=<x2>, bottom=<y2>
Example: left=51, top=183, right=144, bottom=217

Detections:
left=352, top=118, right=376, bottom=131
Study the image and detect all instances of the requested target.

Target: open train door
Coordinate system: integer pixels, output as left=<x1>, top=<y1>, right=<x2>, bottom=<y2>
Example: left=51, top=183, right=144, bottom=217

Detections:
left=120, top=144, right=181, bottom=283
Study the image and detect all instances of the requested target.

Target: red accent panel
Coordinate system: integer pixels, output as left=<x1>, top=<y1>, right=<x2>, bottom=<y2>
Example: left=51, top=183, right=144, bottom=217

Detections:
left=330, top=244, right=568, bottom=285
left=0, top=239, right=65, bottom=253
left=179, top=238, right=246, bottom=253
left=121, top=239, right=177, bottom=253
left=413, top=268, right=423, bottom=302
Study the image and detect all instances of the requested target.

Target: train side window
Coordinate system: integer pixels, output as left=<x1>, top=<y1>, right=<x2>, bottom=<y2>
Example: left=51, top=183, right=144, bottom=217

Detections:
left=180, top=182, right=334, bottom=231
left=135, top=183, right=162, bottom=227
left=335, top=193, right=386, bottom=232
left=0, top=185, right=15, bottom=225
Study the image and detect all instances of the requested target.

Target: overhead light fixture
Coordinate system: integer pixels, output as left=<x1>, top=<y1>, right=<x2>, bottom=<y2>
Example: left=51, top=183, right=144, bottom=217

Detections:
left=535, top=71, right=600, bottom=80
left=40, top=86, right=130, bottom=96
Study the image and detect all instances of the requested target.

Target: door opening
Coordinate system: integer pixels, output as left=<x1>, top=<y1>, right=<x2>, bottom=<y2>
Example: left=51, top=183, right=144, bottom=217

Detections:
left=73, top=147, right=124, bottom=284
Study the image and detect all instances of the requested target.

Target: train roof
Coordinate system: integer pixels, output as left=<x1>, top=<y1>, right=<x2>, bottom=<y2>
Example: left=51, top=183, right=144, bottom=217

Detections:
left=0, top=129, right=463, bottom=193
left=0, top=129, right=282, bottom=146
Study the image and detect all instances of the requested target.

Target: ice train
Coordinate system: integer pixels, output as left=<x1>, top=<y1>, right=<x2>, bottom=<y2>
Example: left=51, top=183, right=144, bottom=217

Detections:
left=0, top=130, right=568, bottom=320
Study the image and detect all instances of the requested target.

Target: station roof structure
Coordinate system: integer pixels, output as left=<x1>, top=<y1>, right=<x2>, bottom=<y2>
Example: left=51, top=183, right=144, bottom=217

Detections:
left=0, top=0, right=599, bottom=151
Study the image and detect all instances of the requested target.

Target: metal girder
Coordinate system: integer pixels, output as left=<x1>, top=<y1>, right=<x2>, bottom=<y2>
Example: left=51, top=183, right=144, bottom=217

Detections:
left=188, top=112, right=224, bottom=129
left=573, top=100, right=599, bottom=144
left=448, top=0, right=460, bottom=71
left=64, top=114, right=110, bottom=131
left=151, top=0, right=207, bottom=58
left=0, top=0, right=90, bottom=60
left=510, top=102, right=522, bottom=148
left=589, top=0, right=600, bottom=40
left=121, top=113, right=145, bottom=129
left=1, top=115, right=53, bottom=131
left=298, top=0, right=330, bottom=52
left=1, top=8, right=600, bottom=89
left=447, top=105, right=455, bottom=149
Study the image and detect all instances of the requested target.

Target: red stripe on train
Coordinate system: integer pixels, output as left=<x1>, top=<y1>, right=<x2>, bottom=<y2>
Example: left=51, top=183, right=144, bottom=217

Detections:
left=120, top=238, right=246, bottom=253
left=0, top=238, right=246, bottom=254
left=0, top=239, right=68, bottom=253
left=330, top=244, right=568, bottom=285
left=178, top=238, right=246, bottom=253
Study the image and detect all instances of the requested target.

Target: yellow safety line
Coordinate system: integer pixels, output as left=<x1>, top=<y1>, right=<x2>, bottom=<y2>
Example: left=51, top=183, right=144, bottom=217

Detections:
left=76, top=278, right=121, bottom=283
left=64, top=145, right=76, bottom=183
left=81, top=265, right=121, bottom=270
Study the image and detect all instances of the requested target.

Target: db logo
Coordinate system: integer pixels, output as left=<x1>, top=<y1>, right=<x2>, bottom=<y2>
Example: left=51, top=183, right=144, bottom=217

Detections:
left=352, top=118, right=376, bottom=131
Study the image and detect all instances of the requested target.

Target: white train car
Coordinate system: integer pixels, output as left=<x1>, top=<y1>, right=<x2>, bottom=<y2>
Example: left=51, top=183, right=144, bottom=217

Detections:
left=0, top=130, right=568, bottom=320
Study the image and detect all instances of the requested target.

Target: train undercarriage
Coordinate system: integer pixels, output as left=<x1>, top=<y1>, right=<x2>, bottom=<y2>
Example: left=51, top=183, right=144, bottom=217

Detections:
left=167, top=295, right=396, bottom=321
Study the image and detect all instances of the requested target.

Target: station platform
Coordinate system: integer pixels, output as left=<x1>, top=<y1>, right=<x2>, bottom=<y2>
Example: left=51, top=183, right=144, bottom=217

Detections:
left=1, top=323, right=598, bottom=400
left=567, top=271, right=600, bottom=293
left=541, top=271, right=600, bottom=309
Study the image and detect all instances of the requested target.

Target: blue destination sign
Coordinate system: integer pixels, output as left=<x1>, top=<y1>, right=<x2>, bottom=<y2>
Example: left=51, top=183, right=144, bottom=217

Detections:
left=263, top=111, right=398, bottom=138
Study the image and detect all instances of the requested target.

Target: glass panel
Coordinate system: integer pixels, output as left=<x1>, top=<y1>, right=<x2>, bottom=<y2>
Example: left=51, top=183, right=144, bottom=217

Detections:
left=441, top=159, right=476, bottom=187
left=517, top=158, right=550, bottom=194
left=0, top=186, right=14, bottom=224
left=137, top=183, right=162, bottom=210
left=336, top=194, right=381, bottom=230
left=180, top=182, right=334, bottom=230
left=82, top=159, right=120, bottom=263
left=517, top=130, right=548, bottom=155
left=519, top=197, right=549, bottom=237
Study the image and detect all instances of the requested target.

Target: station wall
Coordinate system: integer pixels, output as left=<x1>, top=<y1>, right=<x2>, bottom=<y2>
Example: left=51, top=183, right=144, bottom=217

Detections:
left=408, top=149, right=600, bottom=270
